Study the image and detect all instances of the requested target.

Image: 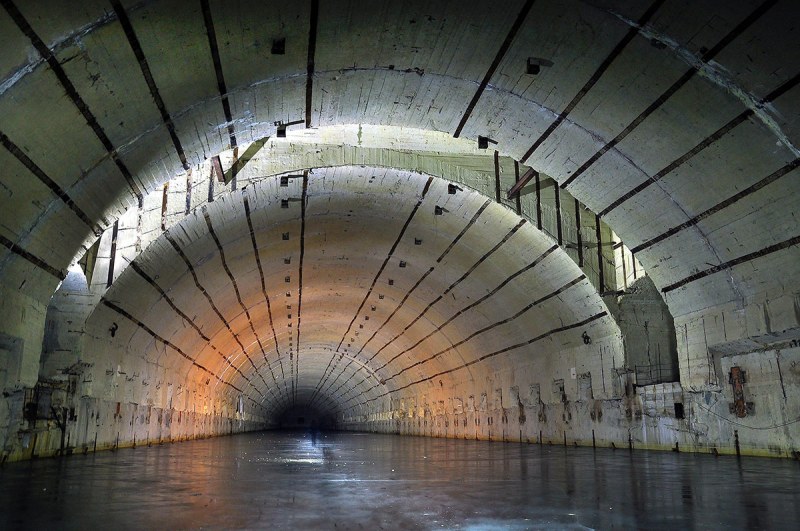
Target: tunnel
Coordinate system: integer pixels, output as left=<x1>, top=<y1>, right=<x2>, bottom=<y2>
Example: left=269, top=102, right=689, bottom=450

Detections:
left=0, top=0, right=798, bottom=527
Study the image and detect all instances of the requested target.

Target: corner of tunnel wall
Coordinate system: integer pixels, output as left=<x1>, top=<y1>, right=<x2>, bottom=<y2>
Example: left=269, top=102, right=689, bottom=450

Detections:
left=0, top=281, right=48, bottom=390
left=0, top=287, right=270, bottom=465
left=336, top=285, right=800, bottom=458
left=0, top=280, right=48, bottom=462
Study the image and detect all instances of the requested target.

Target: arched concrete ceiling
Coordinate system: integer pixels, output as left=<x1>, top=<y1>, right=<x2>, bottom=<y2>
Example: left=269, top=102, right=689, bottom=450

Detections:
left=85, top=167, right=617, bottom=418
left=0, top=0, right=798, bottom=403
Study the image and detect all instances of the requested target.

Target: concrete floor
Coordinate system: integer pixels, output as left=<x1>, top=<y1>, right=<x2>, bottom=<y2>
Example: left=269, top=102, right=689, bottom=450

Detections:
left=1, top=432, right=798, bottom=530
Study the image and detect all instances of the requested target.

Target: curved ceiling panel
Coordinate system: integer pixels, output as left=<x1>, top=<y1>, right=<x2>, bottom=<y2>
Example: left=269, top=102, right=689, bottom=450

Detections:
left=84, top=167, right=618, bottom=419
left=0, top=0, right=796, bottom=408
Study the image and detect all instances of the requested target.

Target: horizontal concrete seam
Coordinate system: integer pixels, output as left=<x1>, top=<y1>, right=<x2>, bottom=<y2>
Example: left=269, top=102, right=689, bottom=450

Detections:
left=560, top=0, right=777, bottom=189
left=111, top=0, right=189, bottom=170
left=662, top=233, right=800, bottom=293
left=100, top=299, right=263, bottom=401
left=632, top=158, right=800, bottom=253
left=519, top=0, right=665, bottom=163
left=453, top=0, right=536, bottom=138
left=0, top=233, right=64, bottom=279
left=366, top=274, right=587, bottom=397
left=600, top=71, right=800, bottom=217
left=0, top=130, right=101, bottom=235
left=0, top=0, right=144, bottom=201
left=354, top=199, right=492, bottom=359
left=368, top=218, right=528, bottom=363
left=202, top=208, right=271, bottom=390
left=359, top=311, right=609, bottom=405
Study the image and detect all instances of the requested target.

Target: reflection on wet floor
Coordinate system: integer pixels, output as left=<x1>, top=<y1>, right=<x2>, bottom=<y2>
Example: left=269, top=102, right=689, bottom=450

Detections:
left=1, top=430, right=799, bottom=529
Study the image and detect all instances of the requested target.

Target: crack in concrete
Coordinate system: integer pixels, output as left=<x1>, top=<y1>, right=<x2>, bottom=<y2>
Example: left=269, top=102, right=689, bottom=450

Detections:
left=607, top=9, right=799, bottom=157
left=0, top=1, right=158, bottom=96
left=586, top=11, right=761, bottom=311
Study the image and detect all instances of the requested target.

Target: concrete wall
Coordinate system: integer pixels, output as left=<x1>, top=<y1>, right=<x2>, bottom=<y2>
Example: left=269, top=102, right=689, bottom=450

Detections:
left=4, top=153, right=799, bottom=462
left=340, top=355, right=800, bottom=458
left=1, top=1, right=798, bottom=461
left=339, top=268, right=799, bottom=458
left=0, top=267, right=267, bottom=464
left=608, top=276, right=680, bottom=385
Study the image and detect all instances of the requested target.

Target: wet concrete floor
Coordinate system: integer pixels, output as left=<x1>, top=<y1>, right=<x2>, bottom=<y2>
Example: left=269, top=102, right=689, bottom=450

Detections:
left=1, top=430, right=799, bottom=529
